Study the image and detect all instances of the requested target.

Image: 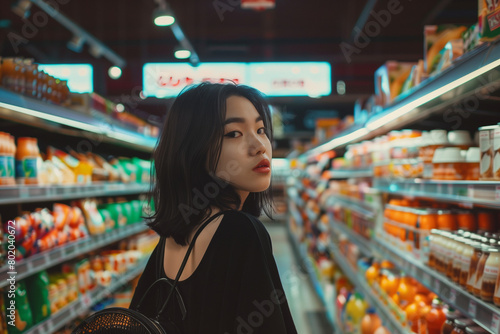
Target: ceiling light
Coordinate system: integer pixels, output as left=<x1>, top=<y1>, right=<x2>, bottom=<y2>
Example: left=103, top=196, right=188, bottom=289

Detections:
left=67, top=35, right=85, bottom=53
left=11, top=0, right=32, bottom=18
left=108, top=66, right=122, bottom=79
left=115, top=103, right=125, bottom=112
left=153, top=9, right=175, bottom=26
left=174, top=49, right=191, bottom=59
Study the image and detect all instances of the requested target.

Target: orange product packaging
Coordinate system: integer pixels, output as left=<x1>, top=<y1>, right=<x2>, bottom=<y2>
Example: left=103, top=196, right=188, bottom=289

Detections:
left=436, top=211, right=457, bottom=231
left=47, top=146, right=93, bottom=184
left=15, top=137, right=40, bottom=185
left=0, top=132, right=16, bottom=186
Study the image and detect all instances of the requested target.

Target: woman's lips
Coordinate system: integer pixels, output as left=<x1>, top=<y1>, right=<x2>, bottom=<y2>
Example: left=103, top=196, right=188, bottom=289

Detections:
left=252, top=166, right=271, bottom=173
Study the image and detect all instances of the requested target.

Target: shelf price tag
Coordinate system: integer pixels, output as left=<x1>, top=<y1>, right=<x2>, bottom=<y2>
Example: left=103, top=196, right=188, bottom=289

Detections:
left=434, top=279, right=441, bottom=293
left=492, top=314, right=500, bottom=334
left=437, top=183, right=443, bottom=194
left=423, top=273, right=431, bottom=287
left=467, top=185, right=474, bottom=198
left=448, top=184, right=454, bottom=195
left=81, top=293, right=92, bottom=308
left=496, top=186, right=500, bottom=201
left=468, top=300, right=477, bottom=318
left=449, top=289, right=457, bottom=304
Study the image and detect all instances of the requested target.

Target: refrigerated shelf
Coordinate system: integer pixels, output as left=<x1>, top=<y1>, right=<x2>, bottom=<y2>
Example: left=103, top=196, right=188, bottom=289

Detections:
left=0, top=223, right=149, bottom=288
left=0, top=183, right=149, bottom=205
left=373, top=236, right=500, bottom=334
left=374, top=178, right=500, bottom=209
left=25, top=256, right=149, bottom=334
left=328, top=243, right=412, bottom=334
left=0, top=88, right=157, bottom=152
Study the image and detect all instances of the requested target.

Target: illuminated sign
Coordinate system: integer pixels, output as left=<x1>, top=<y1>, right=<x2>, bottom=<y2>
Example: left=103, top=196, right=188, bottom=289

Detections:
left=38, top=64, right=93, bottom=93
left=142, top=62, right=331, bottom=98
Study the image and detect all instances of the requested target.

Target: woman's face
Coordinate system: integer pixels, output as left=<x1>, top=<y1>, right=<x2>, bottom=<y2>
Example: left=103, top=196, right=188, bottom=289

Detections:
left=214, top=95, right=272, bottom=203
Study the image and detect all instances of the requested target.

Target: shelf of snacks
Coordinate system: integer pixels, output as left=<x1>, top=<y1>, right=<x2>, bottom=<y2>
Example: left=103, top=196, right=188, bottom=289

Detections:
left=328, top=213, right=373, bottom=257
left=0, top=222, right=148, bottom=288
left=374, top=178, right=500, bottom=209
left=24, top=256, right=149, bottom=334
left=0, top=83, right=158, bottom=152
left=305, top=37, right=500, bottom=158
left=286, top=187, right=305, bottom=208
left=329, top=244, right=412, bottom=333
left=373, top=236, right=500, bottom=334
left=325, top=194, right=376, bottom=219
left=0, top=182, right=149, bottom=205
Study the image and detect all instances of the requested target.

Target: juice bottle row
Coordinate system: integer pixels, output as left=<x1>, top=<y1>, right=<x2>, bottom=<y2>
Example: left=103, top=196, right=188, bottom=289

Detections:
left=0, top=57, right=70, bottom=106
left=429, top=230, right=500, bottom=306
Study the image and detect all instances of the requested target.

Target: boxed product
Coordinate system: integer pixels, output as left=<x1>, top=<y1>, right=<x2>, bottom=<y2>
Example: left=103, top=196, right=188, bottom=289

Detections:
left=463, top=23, right=483, bottom=53
left=374, top=61, right=416, bottom=107
left=479, top=0, right=500, bottom=41
left=424, top=25, right=467, bottom=75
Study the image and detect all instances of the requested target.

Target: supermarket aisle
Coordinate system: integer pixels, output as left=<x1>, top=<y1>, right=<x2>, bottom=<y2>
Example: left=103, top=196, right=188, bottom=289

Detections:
left=263, top=219, right=335, bottom=334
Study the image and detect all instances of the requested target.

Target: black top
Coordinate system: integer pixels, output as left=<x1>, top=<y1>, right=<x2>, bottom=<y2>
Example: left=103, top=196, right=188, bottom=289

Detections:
left=129, top=210, right=298, bottom=334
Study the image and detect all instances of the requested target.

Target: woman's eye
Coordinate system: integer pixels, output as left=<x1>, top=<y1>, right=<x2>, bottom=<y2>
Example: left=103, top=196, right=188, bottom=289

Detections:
left=258, top=127, right=268, bottom=135
left=224, top=131, right=241, bottom=138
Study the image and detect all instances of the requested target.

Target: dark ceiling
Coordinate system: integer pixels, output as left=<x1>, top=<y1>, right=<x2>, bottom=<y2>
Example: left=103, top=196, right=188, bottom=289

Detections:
left=0, top=0, right=478, bottom=153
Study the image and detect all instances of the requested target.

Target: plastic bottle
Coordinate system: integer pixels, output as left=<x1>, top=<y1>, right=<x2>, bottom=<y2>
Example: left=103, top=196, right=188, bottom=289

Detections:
left=344, top=293, right=367, bottom=334
left=15, top=137, right=39, bottom=185
left=425, top=298, right=446, bottom=334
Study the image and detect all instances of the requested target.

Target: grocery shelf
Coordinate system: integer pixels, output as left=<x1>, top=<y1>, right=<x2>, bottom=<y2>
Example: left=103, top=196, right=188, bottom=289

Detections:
left=0, top=182, right=149, bottom=205
left=305, top=40, right=500, bottom=158
left=373, top=237, right=499, bottom=334
left=286, top=223, right=339, bottom=332
left=25, top=256, right=149, bottom=334
left=374, top=178, right=500, bottom=209
left=329, top=243, right=412, bottom=334
left=289, top=203, right=303, bottom=227
left=328, top=213, right=373, bottom=257
left=0, top=223, right=149, bottom=288
left=0, top=88, right=157, bottom=152
left=287, top=187, right=305, bottom=207
left=327, top=168, right=373, bottom=179
left=324, top=195, right=376, bottom=218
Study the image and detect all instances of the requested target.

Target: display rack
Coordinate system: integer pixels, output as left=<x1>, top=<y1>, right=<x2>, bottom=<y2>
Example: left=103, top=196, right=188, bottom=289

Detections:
left=374, top=178, right=500, bottom=209
left=0, top=183, right=149, bottom=205
left=373, top=237, right=499, bottom=334
left=25, top=256, right=149, bottom=334
left=328, top=213, right=373, bottom=257
left=0, top=223, right=148, bottom=288
left=324, top=195, right=376, bottom=219
left=286, top=219, right=339, bottom=333
left=0, top=88, right=157, bottom=152
left=305, top=40, right=500, bottom=158
left=328, top=243, right=412, bottom=334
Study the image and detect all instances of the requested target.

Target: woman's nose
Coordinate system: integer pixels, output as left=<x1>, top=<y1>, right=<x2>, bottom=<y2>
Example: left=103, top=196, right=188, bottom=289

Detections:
left=248, top=134, right=266, bottom=156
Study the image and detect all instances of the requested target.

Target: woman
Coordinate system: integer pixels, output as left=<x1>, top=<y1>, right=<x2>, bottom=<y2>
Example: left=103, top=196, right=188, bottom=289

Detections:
left=129, top=82, right=297, bottom=334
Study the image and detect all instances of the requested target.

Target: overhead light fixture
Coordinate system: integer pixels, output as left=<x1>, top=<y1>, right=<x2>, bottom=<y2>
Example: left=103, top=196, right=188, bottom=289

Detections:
left=11, top=0, right=32, bottom=18
left=153, top=8, right=175, bottom=26
left=108, top=66, right=122, bottom=79
left=174, top=48, right=191, bottom=59
left=67, top=35, right=85, bottom=53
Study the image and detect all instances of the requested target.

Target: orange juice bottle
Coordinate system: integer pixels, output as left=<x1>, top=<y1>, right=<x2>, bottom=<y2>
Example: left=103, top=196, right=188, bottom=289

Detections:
left=426, top=299, right=446, bottom=334
left=15, top=137, right=39, bottom=185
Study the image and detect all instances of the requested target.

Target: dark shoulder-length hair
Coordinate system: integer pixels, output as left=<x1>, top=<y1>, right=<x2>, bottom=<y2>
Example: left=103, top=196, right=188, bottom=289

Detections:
left=147, top=82, right=274, bottom=245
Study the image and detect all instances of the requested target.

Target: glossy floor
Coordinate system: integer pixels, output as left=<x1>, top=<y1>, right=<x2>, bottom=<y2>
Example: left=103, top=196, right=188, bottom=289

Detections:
left=263, top=219, right=335, bottom=334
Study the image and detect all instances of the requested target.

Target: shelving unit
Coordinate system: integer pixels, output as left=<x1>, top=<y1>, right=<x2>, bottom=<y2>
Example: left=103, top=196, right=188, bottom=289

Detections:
left=0, top=88, right=157, bottom=152
left=373, top=237, right=500, bottom=334
left=328, top=243, right=412, bottom=334
left=328, top=213, right=373, bottom=257
left=374, top=178, right=500, bottom=209
left=25, top=256, right=149, bottom=334
left=0, top=183, right=149, bottom=204
left=288, top=40, right=500, bottom=334
left=0, top=222, right=149, bottom=287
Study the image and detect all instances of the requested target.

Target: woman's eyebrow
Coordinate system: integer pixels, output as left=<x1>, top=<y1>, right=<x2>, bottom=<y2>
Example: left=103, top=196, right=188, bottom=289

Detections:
left=224, top=116, right=263, bottom=125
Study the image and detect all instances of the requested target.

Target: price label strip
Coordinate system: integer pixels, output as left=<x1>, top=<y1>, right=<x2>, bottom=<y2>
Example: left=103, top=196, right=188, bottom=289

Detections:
left=449, top=289, right=457, bottom=304
left=496, top=186, right=500, bottom=201
left=468, top=300, right=477, bottom=318
left=492, top=313, right=500, bottom=334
